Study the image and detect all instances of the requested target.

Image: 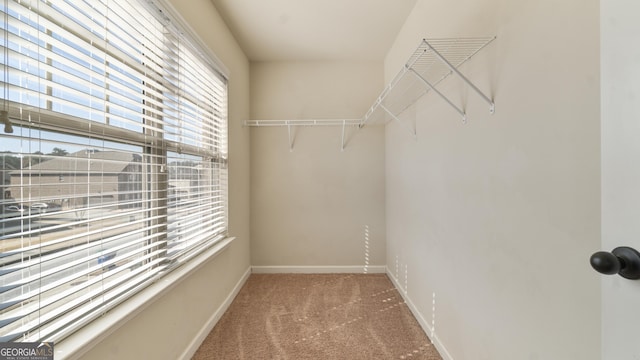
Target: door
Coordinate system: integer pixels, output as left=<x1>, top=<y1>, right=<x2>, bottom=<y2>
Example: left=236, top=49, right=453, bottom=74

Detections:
left=601, top=1, right=640, bottom=358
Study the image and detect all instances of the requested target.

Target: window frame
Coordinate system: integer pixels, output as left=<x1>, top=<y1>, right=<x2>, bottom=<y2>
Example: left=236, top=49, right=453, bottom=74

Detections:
left=0, top=0, right=230, bottom=345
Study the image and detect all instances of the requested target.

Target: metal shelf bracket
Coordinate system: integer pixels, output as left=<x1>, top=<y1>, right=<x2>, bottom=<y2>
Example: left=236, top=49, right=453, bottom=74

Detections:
left=287, top=122, right=294, bottom=152
left=380, top=104, right=416, bottom=139
left=407, top=66, right=467, bottom=123
left=422, top=39, right=495, bottom=115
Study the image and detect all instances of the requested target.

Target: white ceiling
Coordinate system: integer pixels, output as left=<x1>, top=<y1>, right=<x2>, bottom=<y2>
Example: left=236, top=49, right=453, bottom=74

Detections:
left=209, top=0, right=418, bottom=62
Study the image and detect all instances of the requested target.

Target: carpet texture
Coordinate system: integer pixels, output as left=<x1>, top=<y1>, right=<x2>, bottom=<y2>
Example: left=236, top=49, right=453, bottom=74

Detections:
left=192, top=273, right=442, bottom=360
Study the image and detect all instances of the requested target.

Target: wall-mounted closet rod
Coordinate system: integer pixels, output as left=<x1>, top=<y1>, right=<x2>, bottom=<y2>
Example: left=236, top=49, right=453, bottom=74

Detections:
left=244, top=119, right=361, bottom=127
left=246, top=37, right=496, bottom=147
left=244, top=119, right=362, bottom=151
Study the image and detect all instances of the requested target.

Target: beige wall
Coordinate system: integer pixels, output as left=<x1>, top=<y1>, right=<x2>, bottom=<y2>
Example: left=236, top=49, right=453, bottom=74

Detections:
left=385, top=0, right=600, bottom=359
left=76, top=0, right=251, bottom=358
left=250, top=62, right=386, bottom=269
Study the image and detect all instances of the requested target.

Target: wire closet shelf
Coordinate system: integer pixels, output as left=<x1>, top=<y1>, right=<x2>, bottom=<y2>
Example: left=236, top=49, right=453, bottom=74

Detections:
left=361, top=37, right=496, bottom=130
left=245, top=36, right=496, bottom=150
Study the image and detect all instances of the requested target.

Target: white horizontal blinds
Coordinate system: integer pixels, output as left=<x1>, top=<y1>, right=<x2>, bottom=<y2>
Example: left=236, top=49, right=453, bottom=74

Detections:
left=3, top=0, right=168, bottom=133
left=162, top=28, right=227, bottom=156
left=163, top=21, right=228, bottom=263
left=166, top=152, right=226, bottom=262
left=0, top=128, right=165, bottom=342
left=0, top=0, right=228, bottom=343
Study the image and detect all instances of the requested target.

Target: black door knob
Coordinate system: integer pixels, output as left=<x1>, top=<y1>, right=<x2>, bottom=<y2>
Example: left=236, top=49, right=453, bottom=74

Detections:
left=590, top=251, right=621, bottom=275
left=590, top=246, right=640, bottom=280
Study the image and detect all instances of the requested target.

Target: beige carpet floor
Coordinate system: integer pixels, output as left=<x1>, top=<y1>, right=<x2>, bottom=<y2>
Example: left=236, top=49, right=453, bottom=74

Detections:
left=192, top=273, right=442, bottom=360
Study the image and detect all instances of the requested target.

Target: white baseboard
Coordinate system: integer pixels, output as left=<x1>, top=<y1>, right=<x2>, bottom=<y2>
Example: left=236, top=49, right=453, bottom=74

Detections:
left=385, top=268, right=454, bottom=360
left=180, top=266, right=252, bottom=360
left=251, top=265, right=387, bottom=274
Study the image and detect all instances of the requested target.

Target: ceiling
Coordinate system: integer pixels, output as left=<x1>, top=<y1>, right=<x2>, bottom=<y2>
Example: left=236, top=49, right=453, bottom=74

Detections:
left=209, top=0, right=418, bottom=62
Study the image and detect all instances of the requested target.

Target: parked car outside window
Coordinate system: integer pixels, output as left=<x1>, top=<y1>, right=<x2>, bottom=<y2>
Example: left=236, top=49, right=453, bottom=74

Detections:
left=3, top=204, right=29, bottom=217
left=30, top=202, right=61, bottom=213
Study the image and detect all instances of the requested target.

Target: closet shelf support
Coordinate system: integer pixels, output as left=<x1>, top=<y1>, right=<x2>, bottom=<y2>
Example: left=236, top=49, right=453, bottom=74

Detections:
left=287, top=122, right=294, bottom=152
left=423, top=39, right=495, bottom=114
left=247, top=37, right=496, bottom=147
left=407, top=66, right=467, bottom=123
left=380, top=104, right=416, bottom=138
left=341, top=120, right=347, bottom=152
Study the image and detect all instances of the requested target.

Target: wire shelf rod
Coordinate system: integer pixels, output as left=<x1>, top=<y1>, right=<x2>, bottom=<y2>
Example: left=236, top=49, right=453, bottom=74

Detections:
left=247, top=36, right=496, bottom=148
left=244, top=119, right=362, bottom=127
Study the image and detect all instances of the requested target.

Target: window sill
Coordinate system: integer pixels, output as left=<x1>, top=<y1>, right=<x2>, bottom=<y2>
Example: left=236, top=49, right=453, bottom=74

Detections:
left=55, top=236, right=235, bottom=360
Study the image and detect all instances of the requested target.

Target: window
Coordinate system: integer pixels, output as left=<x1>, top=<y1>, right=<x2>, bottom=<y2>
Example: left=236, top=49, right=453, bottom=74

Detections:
left=0, top=0, right=228, bottom=343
